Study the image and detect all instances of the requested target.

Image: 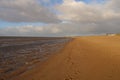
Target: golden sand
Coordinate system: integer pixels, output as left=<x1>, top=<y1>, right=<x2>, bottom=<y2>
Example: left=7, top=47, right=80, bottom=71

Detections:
left=12, top=36, right=120, bottom=80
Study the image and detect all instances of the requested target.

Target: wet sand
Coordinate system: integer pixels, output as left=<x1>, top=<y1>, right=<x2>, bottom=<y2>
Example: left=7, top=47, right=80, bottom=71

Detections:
left=0, top=37, right=71, bottom=80
left=4, top=36, right=120, bottom=80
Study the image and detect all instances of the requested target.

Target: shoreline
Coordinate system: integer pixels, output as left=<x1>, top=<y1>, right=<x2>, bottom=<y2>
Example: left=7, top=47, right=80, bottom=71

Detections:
left=0, top=37, right=71, bottom=80
left=2, top=36, right=120, bottom=80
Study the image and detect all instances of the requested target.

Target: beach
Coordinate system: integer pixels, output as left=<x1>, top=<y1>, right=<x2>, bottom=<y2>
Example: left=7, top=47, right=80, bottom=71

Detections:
left=1, top=36, right=120, bottom=80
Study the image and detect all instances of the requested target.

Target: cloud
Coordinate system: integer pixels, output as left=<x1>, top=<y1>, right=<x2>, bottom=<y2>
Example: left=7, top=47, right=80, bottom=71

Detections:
left=57, top=0, right=120, bottom=23
left=55, top=0, right=120, bottom=35
left=0, top=23, right=98, bottom=36
left=0, top=25, right=62, bottom=36
left=0, top=0, right=60, bottom=23
left=0, top=0, right=120, bottom=36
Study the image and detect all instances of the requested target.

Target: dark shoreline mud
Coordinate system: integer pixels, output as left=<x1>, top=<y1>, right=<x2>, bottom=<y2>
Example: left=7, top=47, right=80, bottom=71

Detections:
left=0, top=37, right=71, bottom=80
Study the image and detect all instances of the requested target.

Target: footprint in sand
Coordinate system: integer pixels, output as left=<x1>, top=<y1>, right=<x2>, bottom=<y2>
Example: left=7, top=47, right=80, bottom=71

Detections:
left=64, top=75, right=73, bottom=80
left=64, top=77, right=73, bottom=80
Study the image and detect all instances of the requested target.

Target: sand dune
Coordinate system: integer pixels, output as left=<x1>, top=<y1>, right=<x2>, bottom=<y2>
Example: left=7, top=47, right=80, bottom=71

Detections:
left=12, top=36, right=120, bottom=80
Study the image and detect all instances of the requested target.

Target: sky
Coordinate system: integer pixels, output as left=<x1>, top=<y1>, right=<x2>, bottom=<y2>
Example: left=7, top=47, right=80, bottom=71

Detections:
left=0, top=0, right=120, bottom=36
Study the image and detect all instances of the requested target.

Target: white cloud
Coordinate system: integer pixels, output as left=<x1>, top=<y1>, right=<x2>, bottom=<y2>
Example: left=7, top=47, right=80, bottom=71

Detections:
left=0, top=25, right=61, bottom=36
left=57, top=0, right=120, bottom=23
left=55, top=0, right=120, bottom=35
left=0, top=23, right=97, bottom=36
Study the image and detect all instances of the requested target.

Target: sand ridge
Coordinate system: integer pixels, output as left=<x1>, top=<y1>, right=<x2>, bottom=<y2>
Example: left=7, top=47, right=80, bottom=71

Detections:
left=12, top=36, right=120, bottom=80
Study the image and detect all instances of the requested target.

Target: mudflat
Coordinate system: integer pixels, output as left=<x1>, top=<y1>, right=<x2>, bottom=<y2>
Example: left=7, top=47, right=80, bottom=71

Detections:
left=2, top=36, right=120, bottom=80
left=0, top=37, right=70, bottom=80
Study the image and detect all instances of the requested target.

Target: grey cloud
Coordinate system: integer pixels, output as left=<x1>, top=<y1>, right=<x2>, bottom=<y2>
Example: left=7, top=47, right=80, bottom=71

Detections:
left=0, top=0, right=120, bottom=36
left=0, top=0, right=60, bottom=23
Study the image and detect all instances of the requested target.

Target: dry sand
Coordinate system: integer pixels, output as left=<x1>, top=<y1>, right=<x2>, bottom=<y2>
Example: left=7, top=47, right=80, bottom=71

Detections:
left=12, top=36, right=120, bottom=80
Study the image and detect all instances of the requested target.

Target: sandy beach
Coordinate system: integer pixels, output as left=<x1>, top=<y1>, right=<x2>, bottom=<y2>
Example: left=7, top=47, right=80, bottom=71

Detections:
left=0, top=0, right=120, bottom=80
left=9, top=36, right=120, bottom=80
